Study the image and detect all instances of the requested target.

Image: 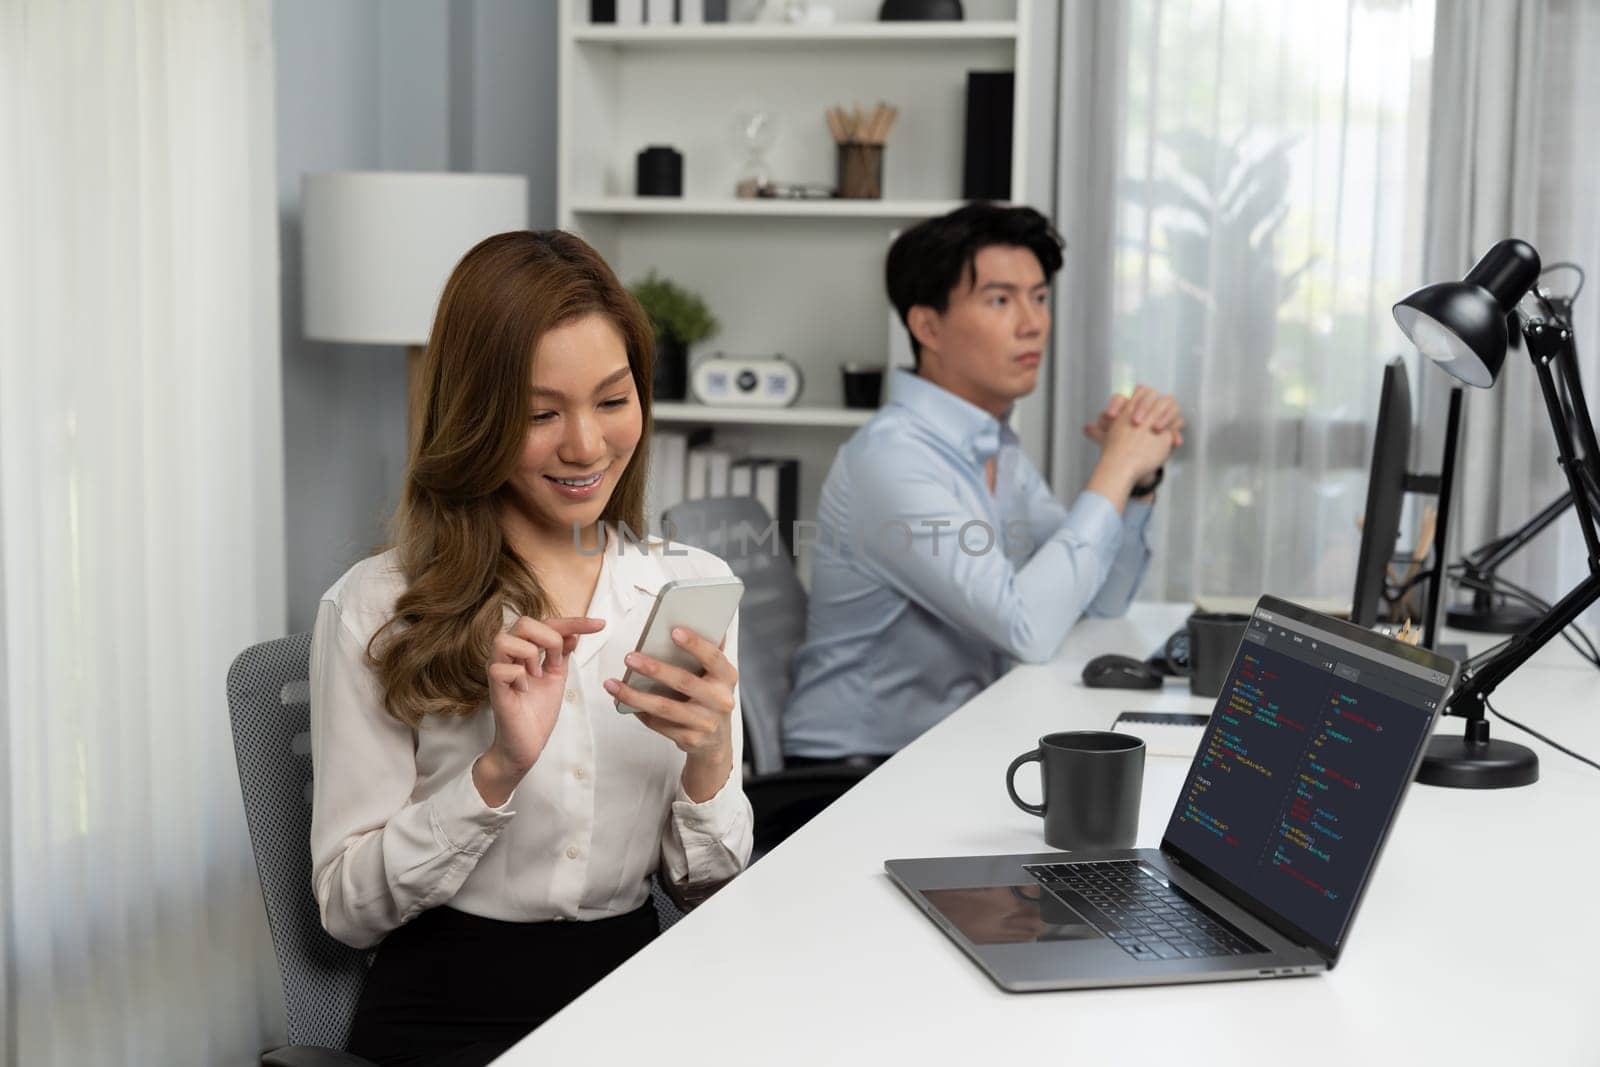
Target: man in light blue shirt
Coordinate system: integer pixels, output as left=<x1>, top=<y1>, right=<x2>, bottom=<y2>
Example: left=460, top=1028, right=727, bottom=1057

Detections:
left=783, top=203, right=1184, bottom=761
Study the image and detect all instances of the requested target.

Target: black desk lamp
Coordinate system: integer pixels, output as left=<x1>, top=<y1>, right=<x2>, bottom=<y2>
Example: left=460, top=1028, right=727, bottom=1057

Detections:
left=1393, top=238, right=1600, bottom=789
left=1448, top=269, right=1592, bottom=633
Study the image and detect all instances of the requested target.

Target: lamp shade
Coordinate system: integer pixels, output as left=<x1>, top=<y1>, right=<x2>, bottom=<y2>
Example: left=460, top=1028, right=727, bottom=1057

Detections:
left=1391, top=238, right=1540, bottom=389
left=301, top=172, right=529, bottom=345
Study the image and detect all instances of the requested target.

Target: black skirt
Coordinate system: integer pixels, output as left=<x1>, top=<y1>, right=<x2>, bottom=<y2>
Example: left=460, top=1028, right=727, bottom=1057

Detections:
left=346, top=899, right=659, bottom=1067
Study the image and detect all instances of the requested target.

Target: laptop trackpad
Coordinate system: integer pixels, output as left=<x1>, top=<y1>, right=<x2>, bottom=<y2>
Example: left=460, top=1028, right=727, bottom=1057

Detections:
left=921, top=885, right=1103, bottom=946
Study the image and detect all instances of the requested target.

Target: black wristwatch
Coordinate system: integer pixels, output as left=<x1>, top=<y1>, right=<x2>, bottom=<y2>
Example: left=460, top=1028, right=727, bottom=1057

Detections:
left=1130, top=466, right=1164, bottom=500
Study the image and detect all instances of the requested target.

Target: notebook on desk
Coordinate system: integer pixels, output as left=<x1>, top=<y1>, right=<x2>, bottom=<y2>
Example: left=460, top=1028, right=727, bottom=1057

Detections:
left=886, top=596, right=1456, bottom=993
left=1194, top=593, right=1352, bottom=618
left=1107, top=710, right=1210, bottom=759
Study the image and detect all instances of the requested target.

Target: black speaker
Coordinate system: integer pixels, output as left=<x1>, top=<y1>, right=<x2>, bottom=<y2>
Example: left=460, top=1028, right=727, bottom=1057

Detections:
left=636, top=146, right=683, bottom=197
left=879, top=0, right=963, bottom=18
left=963, top=70, right=1014, bottom=201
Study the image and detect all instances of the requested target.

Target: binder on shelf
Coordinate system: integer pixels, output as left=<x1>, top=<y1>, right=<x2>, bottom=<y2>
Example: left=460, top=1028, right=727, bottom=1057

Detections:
left=647, top=430, right=687, bottom=528
left=707, top=449, right=732, bottom=497
left=686, top=444, right=733, bottom=500
left=728, top=458, right=758, bottom=498
left=647, top=427, right=710, bottom=532
left=963, top=71, right=1014, bottom=201
left=686, top=447, right=709, bottom=501
left=753, top=458, right=799, bottom=555
left=644, top=0, right=675, bottom=25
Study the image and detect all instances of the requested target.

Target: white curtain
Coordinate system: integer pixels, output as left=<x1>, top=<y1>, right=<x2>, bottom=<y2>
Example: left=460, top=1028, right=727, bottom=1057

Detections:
left=1419, top=0, right=1600, bottom=623
left=1050, top=0, right=1129, bottom=498
left=1414, top=0, right=1547, bottom=588
left=1539, top=0, right=1600, bottom=623
left=1052, top=0, right=1437, bottom=607
left=0, top=2, right=286, bottom=1064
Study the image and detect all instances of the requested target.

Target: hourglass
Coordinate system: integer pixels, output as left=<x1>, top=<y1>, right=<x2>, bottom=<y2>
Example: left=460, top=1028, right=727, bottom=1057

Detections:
left=731, top=111, right=777, bottom=198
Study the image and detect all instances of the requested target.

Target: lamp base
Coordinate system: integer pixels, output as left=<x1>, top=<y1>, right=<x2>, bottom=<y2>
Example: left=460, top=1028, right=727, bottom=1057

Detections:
left=1445, top=602, right=1543, bottom=633
left=1415, top=732, right=1539, bottom=789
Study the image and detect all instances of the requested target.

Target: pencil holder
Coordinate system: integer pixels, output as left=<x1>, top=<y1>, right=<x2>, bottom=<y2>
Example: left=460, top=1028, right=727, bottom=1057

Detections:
left=837, top=144, right=884, bottom=199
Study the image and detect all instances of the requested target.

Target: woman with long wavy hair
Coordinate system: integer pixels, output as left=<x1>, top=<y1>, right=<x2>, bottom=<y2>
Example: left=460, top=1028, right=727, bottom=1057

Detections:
left=308, top=230, right=752, bottom=1066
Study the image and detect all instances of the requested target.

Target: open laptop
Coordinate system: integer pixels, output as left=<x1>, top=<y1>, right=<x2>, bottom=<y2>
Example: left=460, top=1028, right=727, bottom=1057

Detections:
left=885, top=596, right=1456, bottom=992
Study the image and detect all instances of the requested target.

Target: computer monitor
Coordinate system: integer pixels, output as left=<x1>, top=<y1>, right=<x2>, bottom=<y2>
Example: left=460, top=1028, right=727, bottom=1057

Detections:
left=1351, top=358, right=1411, bottom=630
left=1351, top=357, right=1461, bottom=649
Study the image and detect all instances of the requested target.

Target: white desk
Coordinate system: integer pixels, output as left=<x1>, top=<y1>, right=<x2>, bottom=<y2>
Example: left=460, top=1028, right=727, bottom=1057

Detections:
left=501, top=604, right=1600, bottom=1066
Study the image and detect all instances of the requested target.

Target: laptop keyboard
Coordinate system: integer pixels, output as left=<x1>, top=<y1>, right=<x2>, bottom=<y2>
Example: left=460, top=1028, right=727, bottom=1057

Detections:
left=1022, top=859, right=1265, bottom=963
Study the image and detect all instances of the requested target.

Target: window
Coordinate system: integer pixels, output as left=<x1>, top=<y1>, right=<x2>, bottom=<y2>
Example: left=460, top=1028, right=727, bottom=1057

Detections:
left=1112, top=0, right=1436, bottom=601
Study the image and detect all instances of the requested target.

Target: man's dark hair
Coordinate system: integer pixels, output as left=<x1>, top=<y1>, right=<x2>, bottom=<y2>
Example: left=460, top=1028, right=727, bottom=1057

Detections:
left=885, top=202, right=1065, bottom=365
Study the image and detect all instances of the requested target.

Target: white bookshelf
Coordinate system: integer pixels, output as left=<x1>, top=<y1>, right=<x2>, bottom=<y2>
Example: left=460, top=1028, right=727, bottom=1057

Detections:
left=653, top=402, right=873, bottom=428
left=558, top=0, right=1048, bottom=580
left=570, top=21, right=1020, bottom=46
left=570, top=196, right=972, bottom=219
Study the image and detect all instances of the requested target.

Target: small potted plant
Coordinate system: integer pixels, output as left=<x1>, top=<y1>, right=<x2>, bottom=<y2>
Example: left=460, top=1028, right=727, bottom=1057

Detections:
left=630, top=271, right=719, bottom=400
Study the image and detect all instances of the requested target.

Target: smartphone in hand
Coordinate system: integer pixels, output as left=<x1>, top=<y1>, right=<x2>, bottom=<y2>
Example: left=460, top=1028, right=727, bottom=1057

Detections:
left=615, top=575, right=744, bottom=714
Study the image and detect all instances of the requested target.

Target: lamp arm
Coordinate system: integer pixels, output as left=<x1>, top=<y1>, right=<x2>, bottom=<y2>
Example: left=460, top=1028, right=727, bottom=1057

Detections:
left=1532, top=289, right=1600, bottom=499
left=1449, top=574, right=1600, bottom=718
left=1454, top=298, right=1600, bottom=578
left=1460, top=491, right=1576, bottom=576
left=1444, top=319, right=1600, bottom=720
left=1540, top=322, right=1600, bottom=564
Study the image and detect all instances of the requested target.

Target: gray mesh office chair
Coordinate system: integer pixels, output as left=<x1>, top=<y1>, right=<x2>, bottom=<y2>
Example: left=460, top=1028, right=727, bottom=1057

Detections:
left=664, top=496, right=807, bottom=775
left=227, top=635, right=689, bottom=1066
left=662, top=497, right=872, bottom=855
left=227, top=633, right=376, bottom=1067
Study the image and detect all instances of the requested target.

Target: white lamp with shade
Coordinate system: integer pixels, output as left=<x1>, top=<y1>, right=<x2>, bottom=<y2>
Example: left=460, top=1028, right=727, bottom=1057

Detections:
left=300, top=171, right=530, bottom=436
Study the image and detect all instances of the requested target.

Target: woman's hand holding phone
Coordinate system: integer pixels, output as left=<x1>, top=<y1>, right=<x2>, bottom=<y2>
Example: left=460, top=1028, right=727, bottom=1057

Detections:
left=604, top=627, right=738, bottom=803
left=473, top=614, right=607, bottom=807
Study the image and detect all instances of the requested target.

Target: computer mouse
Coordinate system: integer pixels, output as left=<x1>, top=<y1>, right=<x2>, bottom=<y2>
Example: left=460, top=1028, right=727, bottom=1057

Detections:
left=1081, top=653, right=1165, bottom=689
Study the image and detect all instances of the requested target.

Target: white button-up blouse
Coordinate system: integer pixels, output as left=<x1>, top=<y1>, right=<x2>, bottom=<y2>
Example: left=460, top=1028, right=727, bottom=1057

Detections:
left=309, top=538, right=754, bottom=950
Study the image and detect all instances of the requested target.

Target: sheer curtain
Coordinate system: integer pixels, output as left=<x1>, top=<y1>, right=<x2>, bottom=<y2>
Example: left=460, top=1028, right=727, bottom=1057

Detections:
left=1413, top=0, right=1547, bottom=598
left=1051, top=0, right=1436, bottom=606
left=1538, top=0, right=1600, bottom=624
left=1419, top=0, right=1600, bottom=624
left=0, top=2, right=285, bottom=1064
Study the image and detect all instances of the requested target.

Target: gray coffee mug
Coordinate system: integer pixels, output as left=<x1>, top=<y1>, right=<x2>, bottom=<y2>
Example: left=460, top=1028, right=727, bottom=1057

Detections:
left=1006, top=731, right=1145, bottom=851
left=1164, top=611, right=1251, bottom=698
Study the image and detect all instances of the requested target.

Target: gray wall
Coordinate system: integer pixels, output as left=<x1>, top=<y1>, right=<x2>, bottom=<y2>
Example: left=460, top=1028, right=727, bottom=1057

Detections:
left=275, top=0, right=558, bottom=632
